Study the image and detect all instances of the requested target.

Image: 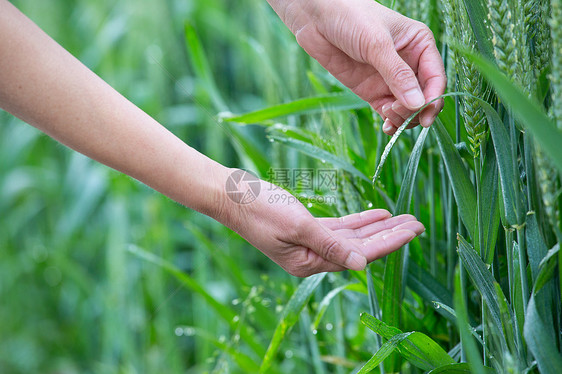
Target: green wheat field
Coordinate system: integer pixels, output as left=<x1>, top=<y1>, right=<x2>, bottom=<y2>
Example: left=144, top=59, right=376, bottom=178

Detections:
left=1, top=0, right=561, bottom=373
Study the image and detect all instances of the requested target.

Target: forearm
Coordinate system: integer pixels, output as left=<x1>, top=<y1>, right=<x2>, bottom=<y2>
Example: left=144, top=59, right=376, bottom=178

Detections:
left=0, top=0, right=229, bottom=218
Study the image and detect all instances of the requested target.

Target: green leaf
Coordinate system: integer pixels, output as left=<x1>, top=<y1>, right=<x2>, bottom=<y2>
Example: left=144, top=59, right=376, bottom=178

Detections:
left=428, top=363, right=494, bottom=373
left=534, top=244, right=560, bottom=294
left=184, top=22, right=227, bottom=111
left=479, top=140, right=501, bottom=263
left=357, top=332, right=415, bottom=374
left=526, top=214, right=550, bottom=283
left=373, top=93, right=458, bottom=183
left=455, top=46, right=562, bottom=174
left=382, top=127, right=430, bottom=370
left=260, top=273, right=326, bottom=373
left=312, top=283, right=363, bottom=329
left=453, top=267, right=486, bottom=374
left=407, top=261, right=454, bottom=320
left=523, top=294, right=562, bottom=374
left=433, top=119, right=476, bottom=239
left=267, top=133, right=370, bottom=182
left=395, top=127, right=430, bottom=213
left=360, top=313, right=456, bottom=371
left=221, top=93, right=368, bottom=124
left=460, top=0, right=495, bottom=61
left=456, top=235, right=509, bottom=352
left=480, top=102, right=524, bottom=227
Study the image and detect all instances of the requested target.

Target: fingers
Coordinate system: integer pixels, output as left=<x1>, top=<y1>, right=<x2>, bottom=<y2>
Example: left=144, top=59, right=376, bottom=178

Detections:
left=361, top=229, right=418, bottom=261
left=318, top=209, right=392, bottom=230
left=337, top=214, right=421, bottom=239
left=299, top=219, right=367, bottom=271
left=369, top=45, right=425, bottom=112
left=417, top=34, right=446, bottom=127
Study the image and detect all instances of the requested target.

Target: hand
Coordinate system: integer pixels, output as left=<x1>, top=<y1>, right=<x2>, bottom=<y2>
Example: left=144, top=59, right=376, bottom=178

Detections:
left=268, top=0, right=446, bottom=135
left=219, top=176, right=424, bottom=277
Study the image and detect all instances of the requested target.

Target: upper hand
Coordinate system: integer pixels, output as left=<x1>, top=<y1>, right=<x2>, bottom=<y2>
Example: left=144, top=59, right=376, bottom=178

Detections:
left=269, top=0, right=446, bottom=135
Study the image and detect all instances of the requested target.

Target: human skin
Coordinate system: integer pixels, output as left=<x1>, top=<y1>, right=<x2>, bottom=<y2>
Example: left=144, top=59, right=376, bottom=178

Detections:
left=0, top=0, right=426, bottom=277
left=267, top=0, right=447, bottom=135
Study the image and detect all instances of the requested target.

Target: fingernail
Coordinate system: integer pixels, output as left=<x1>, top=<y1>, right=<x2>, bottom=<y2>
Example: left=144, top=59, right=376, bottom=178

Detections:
left=403, top=89, right=425, bottom=109
left=392, top=101, right=403, bottom=112
left=345, top=251, right=367, bottom=271
left=382, top=103, right=392, bottom=117
left=382, top=122, right=393, bottom=133
left=421, top=114, right=433, bottom=127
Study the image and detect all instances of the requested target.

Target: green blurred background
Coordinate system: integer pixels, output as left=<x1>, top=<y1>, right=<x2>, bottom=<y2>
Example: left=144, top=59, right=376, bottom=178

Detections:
left=0, top=0, right=376, bottom=373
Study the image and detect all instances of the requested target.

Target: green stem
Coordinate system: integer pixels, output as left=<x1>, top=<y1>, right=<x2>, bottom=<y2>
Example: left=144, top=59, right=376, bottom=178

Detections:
left=430, top=150, right=437, bottom=276
left=517, top=227, right=529, bottom=316
left=474, top=156, right=487, bottom=365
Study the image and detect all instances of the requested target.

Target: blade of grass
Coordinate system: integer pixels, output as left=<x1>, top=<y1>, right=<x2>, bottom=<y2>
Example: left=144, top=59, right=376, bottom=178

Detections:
left=267, top=133, right=370, bottom=182
left=357, top=332, right=415, bottom=374
left=453, top=267, right=486, bottom=374
left=457, top=235, right=509, bottom=352
left=433, top=119, right=476, bottom=239
left=428, top=362, right=493, bottom=373
left=221, top=93, right=368, bottom=124
left=459, top=0, right=494, bottom=60
left=360, top=313, right=456, bottom=371
left=381, top=127, right=430, bottom=371
left=479, top=141, right=500, bottom=264
left=523, top=294, right=562, bottom=374
left=260, top=273, right=326, bottom=373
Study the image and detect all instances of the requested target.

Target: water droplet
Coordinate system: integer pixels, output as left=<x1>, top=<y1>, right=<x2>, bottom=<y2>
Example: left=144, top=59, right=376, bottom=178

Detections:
left=312, top=329, right=318, bottom=335
left=232, top=298, right=241, bottom=305
left=175, top=327, right=184, bottom=336
left=307, top=203, right=313, bottom=208
left=184, top=327, right=195, bottom=336
left=367, top=202, right=373, bottom=208
left=233, top=316, right=240, bottom=322
left=219, top=335, right=226, bottom=343
left=326, top=323, right=333, bottom=331
left=285, top=350, right=294, bottom=358
left=269, top=138, right=274, bottom=143
left=321, top=159, right=326, bottom=163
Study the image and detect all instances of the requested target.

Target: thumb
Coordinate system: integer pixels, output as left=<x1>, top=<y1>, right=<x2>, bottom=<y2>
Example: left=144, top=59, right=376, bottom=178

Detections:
left=300, top=220, right=367, bottom=271
left=369, top=45, right=425, bottom=111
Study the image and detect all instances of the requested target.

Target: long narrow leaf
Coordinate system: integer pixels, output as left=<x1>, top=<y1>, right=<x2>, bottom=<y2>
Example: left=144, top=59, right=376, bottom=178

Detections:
left=267, top=133, right=370, bottom=182
left=382, top=127, right=430, bottom=370
left=433, top=119, right=476, bottom=238
left=357, top=332, right=415, bottom=374
left=360, top=313, right=456, bottom=371
left=222, top=93, right=368, bottom=124
left=453, top=267, right=486, bottom=374
left=260, top=273, right=326, bottom=373
left=457, top=235, right=509, bottom=352
left=524, top=295, right=562, bottom=374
